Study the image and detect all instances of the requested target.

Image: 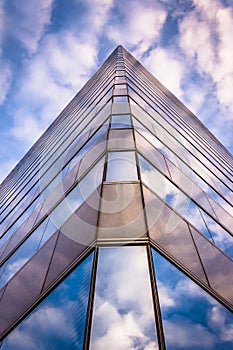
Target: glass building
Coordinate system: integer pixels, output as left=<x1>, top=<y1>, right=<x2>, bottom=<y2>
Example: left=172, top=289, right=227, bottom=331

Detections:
left=0, top=45, right=233, bottom=349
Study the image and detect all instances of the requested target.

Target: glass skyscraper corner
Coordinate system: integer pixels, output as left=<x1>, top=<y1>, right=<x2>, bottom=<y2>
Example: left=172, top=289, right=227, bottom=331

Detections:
left=0, top=45, right=233, bottom=349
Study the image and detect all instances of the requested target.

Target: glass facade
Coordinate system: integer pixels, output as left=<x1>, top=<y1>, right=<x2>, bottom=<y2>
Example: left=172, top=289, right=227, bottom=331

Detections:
left=0, top=45, right=232, bottom=349
left=0, top=252, right=94, bottom=349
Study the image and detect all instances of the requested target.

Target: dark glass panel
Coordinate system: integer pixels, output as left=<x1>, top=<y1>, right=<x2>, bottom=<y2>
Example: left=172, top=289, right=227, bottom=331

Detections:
left=152, top=249, right=233, bottom=350
left=0, top=218, right=30, bottom=262
left=0, top=218, right=49, bottom=289
left=49, top=155, right=104, bottom=230
left=98, top=183, right=147, bottom=239
left=166, top=159, right=218, bottom=219
left=2, top=155, right=102, bottom=279
left=0, top=252, right=94, bottom=349
left=191, top=227, right=233, bottom=305
left=0, top=233, right=58, bottom=336
left=0, top=285, right=6, bottom=303
left=108, top=129, right=134, bottom=150
left=43, top=187, right=100, bottom=289
left=143, top=186, right=207, bottom=283
left=133, top=112, right=218, bottom=204
left=67, top=122, right=108, bottom=180
left=139, top=154, right=231, bottom=255
left=90, top=246, right=158, bottom=349
left=21, top=203, right=44, bottom=239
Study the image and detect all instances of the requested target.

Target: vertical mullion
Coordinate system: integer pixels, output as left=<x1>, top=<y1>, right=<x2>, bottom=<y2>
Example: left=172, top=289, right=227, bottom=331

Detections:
left=83, top=247, right=99, bottom=350
left=146, top=244, right=166, bottom=350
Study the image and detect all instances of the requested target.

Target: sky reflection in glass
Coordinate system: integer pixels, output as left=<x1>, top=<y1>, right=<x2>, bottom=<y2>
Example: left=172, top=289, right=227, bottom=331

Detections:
left=0, top=252, right=94, bottom=350
left=90, top=246, right=158, bottom=350
left=139, top=154, right=233, bottom=258
left=111, top=114, right=131, bottom=128
left=0, top=156, right=104, bottom=291
left=152, top=249, right=233, bottom=350
left=106, top=151, right=138, bottom=181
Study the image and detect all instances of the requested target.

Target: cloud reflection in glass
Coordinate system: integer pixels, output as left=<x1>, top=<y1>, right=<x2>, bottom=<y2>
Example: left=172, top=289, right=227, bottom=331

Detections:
left=152, top=249, right=233, bottom=350
left=90, top=246, right=158, bottom=350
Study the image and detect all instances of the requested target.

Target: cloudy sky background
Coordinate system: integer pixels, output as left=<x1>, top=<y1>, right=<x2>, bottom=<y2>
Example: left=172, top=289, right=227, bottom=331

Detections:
left=0, top=0, right=232, bottom=183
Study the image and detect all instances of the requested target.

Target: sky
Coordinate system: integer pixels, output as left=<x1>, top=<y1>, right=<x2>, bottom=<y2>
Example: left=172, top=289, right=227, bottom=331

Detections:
left=0, top=0, right=232, bottom=183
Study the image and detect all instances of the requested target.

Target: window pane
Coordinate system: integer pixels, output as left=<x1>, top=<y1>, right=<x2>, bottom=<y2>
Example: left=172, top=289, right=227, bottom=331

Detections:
left=0, top=218, right=49, bottom=289
left=111, top=114, right=131, bottom=128
left=1, top=252, right=94, bottom=350
left=106, top=151, right=138, bottom=181
left=113, top=95, right=128, bottom=103
left=139, top=154, right=231, bottom=256
left=152, top=249, right=233, bottom=350
left=90, top=246, right=158, bottom=349
left=50, top=155, right=104, bottom=228
left=0, top=156, right=104, bottom=289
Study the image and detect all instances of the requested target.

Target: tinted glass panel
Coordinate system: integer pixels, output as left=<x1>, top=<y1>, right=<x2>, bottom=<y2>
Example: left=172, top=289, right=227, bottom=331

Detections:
left=50, top=155, right=104, bottom=229
left=0, top=252, right=94, bottom=350
left=139, top=154, right=231, bottom=255
left=152, top=249, right=233, bottom=350
left=0, top=157, right=104, bottom=289
left=0, top=218, right=49, bottom=289
left=90, top=246, right=158, bottom=349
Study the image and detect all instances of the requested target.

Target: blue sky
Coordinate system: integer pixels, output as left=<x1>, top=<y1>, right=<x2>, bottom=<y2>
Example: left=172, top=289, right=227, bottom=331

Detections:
left=0, top=0, right=232, bottom=182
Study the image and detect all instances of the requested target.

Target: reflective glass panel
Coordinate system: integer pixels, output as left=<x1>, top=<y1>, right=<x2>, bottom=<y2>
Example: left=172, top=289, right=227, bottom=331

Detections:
left=152, top=249, right=233, bottom=350
left=113, top=96, right=128, bottom=103
left=90, top=246, right=158, bottom=349
left=50, top=155, right=104, bottom=228
left=111, top=114, right=131, bottom=128
left=200, top=210, right=233, bottom=259
left=106, top=151, right=138, bottom=181
left=0, top=156, right=104, bottom=288
left=0, top=252, right=94, bottom=350
left=139, top=154, right=231, bottom=255
left=0, top=218, right=49, bottom=289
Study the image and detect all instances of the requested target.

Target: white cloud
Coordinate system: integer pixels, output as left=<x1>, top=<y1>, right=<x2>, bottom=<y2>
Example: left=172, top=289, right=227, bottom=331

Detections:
left=84, top=0, right=114, bottom=35
left=143, top=47, right=185, bottom=99
left=182, top=82, right=208, bottom=115
left=0, top=158, right=18, bottom=184
left=107, top=0, right=167, bottom=57
left=9, top=31, right=98, bottom=148
left=179, top=0, right=233, bottom=113
left=8, top=0, right=54, bottom=54
left=0, top=2, right=12, bottom=105
left=0, top=0, right=4, bottom=51
left=0, top=62, right=12, bottom=104
left=10, top=113, right=45, bottom=145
